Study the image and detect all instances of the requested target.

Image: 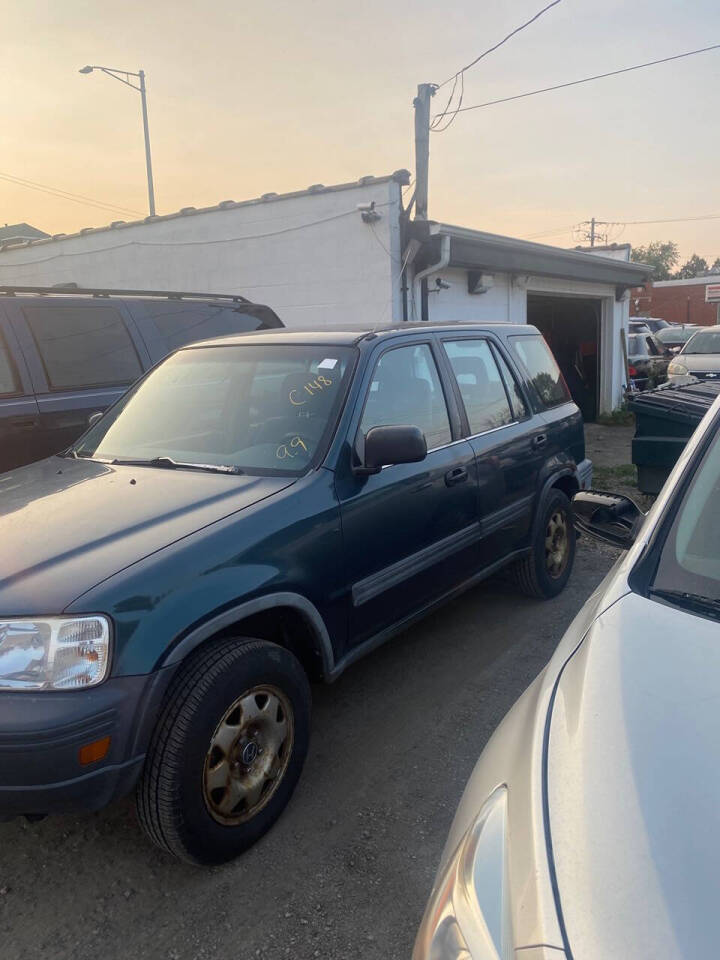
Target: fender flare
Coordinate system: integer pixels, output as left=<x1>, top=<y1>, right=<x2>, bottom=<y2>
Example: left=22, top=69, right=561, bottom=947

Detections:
left=158, top=592, right=335, bottom=678
left=531, top=468, right=578, bottom=540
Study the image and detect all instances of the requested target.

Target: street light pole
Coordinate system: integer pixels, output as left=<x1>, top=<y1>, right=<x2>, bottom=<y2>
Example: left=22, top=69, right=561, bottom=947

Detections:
left=79, top=65, right=156, bottom=216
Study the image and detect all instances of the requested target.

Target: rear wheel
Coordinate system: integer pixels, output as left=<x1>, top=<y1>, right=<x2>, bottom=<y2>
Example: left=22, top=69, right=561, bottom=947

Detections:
left=513, top=489, right=576, bottom=599
left=136, top=637, right=310, bottom=865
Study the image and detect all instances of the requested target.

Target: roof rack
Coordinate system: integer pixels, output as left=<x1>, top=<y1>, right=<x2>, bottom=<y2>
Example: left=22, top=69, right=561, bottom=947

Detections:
left=0, top=284, right=252, bottom=303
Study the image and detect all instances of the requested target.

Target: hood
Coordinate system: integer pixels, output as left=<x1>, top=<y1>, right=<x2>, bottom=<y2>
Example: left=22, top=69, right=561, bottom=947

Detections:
left=547, top=590, right=720, bottom=959
left=678, top=354, right=720, bottom=376
left=0, top=457, right=294, bottom=614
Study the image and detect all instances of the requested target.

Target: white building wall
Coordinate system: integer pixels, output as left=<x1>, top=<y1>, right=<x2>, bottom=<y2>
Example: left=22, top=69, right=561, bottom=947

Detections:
left=0, top=180, right=404, bottom=329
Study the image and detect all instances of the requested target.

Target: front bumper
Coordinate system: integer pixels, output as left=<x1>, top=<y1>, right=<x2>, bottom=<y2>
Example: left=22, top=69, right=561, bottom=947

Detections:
left=0, top=668, right=173, bottom=816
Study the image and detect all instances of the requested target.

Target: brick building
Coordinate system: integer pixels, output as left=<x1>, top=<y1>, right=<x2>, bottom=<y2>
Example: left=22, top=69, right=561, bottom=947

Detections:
left=631, top=275, right=720, bottom=327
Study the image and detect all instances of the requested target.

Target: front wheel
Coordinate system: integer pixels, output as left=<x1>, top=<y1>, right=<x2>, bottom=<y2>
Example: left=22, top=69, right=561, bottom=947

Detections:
left=136, top=637, right=311, bottom=865
left=512, top=489, right=576, bottom=599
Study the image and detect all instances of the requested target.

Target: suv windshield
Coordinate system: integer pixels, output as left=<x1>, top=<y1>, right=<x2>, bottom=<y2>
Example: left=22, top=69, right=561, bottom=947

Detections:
left=653, top=416, right=720, bottom=603
left=73, top=344, right=356, bottom=476
left=682, top=331, right=720, bottom=355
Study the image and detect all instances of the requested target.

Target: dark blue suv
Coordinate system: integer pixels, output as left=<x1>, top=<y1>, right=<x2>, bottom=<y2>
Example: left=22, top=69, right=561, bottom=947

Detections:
left=0, top=323, right=591, bottom=863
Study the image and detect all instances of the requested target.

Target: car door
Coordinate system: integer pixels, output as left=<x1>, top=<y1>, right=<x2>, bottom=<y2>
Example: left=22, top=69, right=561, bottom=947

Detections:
left=0, top=307, right=42, bottom=473
left=335, top=339, right=479, bottom=646
left=440, top=336, right=542, bottom=562
left=6, top=299, right=151, bottom=457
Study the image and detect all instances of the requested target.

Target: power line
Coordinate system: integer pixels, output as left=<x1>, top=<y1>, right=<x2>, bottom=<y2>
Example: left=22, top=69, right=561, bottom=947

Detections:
left=526, top=210, right=720, bottom=243
left=593, top=213, right=720, bottom=227
left=431, top=0, right=563, bottom=132
left=0, top=171, right=143, bottom=217
left=435, top=43, right=720, bottom=119
left=436, top=0, right=564, bottom=90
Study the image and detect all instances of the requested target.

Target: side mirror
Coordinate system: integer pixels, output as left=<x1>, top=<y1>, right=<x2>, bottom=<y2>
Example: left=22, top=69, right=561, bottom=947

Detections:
left=572, top=490, right=645, bottom=549
left=88, top=411, right=103, bottom=428
left=354, top=425, right=427, bottom=476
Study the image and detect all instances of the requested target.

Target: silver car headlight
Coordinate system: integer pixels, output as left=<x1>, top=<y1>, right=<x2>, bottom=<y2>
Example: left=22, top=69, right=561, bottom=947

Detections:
left=668, top=361, right=688, bottom=376
left=0, top=617, right=111, bottom=690
left=414, top=786, right=511, bottom=960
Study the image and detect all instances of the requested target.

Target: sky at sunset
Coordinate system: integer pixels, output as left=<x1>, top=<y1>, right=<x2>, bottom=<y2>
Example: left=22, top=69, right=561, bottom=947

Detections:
left=2, top=0, right=719, bottom=261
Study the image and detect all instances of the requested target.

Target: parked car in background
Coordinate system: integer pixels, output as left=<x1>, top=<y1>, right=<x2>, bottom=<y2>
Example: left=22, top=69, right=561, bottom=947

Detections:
left=636, top=317, right=670, bottom=334
left=0, top=323, right=591, bottom=864
left=414, top=391, right=720, bottom=960
left=667, top=325, right=720, bottom=382
left=626, top=330, right=670, bottom=390
left=655, top=322, right=701, bottom=353
left=628, top=320, right=651, bottom=334
left=0, top=286, right=283, bottom=474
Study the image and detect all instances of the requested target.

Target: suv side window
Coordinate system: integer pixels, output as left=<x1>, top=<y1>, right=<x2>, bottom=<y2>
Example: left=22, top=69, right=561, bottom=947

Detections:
left=444, top=339, right=515, bottom=433
left=0, top=332, right=19, bottom=395
left=508, top=334, right=570, bottom=410
left=24, top=305, right=143, bottom=390
left=360, top=343, right=452, bottom=449
left=493, top=346, right=529, bottom=419
left=138, top=302, right=270, bottom=352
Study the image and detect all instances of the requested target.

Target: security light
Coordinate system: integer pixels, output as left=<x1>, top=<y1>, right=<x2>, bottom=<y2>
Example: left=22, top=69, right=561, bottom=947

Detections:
left=79, top=65, right=94, bottom=74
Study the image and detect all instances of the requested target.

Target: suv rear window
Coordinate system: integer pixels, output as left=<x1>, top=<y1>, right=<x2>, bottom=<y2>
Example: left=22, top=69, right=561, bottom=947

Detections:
left=508, top=334, right=570, bottom=410
left=24, top=305, right=143, bottom=390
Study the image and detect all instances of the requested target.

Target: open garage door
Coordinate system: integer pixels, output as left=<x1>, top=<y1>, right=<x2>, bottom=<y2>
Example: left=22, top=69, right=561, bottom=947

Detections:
left=527, top=294, right=601, bottom=421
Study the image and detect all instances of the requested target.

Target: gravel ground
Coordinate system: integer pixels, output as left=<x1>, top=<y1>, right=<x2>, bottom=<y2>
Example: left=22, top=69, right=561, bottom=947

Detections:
left=0, top=537, right=620, bottom=960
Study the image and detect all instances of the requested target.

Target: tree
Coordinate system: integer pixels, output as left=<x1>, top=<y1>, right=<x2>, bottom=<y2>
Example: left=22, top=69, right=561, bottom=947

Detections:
left=675, top=254, right=709, bottom=279
left=710, top=258, right=720, bottom=275
left=631, top=241, right=679, bottom=281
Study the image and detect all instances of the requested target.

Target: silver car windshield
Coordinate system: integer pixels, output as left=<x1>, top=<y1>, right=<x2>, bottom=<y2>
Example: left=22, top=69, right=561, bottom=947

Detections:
left=682, top=331, right=720, bottom=355
left=73, top=344, right=356, bottom=476
left=654, top=421, right=720, bottom=601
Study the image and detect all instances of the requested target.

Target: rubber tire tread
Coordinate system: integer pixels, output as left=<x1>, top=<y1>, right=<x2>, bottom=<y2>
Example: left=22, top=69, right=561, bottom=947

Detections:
left=136, top=636, right=308, bottom=863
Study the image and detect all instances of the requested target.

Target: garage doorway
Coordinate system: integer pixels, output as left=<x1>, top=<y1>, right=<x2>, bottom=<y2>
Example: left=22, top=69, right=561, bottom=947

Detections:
left=527, top=294, right=601, bottom=421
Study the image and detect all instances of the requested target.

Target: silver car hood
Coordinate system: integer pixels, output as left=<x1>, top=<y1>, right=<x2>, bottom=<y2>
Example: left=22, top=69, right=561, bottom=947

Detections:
left=547, top=590, right=720, bottom=959
left=679, top=353, right=720, bottom=373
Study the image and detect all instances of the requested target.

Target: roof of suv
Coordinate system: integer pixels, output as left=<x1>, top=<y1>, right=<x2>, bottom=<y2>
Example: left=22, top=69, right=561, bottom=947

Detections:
left=185, top=322, right=540, bottom=350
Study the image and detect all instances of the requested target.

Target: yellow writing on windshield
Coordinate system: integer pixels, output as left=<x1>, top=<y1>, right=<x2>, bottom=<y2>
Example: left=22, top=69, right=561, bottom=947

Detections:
left=276, top=436, right=309, bottom=460
left=288, top=375, right=333, bottom=406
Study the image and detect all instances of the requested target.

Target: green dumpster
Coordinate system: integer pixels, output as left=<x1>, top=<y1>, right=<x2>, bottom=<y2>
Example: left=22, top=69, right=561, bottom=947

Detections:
left=629, top=381, right=720, bottom=495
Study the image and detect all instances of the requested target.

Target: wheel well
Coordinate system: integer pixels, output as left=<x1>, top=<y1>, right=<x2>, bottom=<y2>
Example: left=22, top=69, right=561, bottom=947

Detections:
left=552, top=473, right=579, bottom=501
left=199, top=606, right=327, bottom=682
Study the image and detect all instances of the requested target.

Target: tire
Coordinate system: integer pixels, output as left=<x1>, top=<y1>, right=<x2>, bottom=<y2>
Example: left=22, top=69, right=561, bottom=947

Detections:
left=136, top=637, right=311, bottom=865
left=513, top=489, right=576, bottom=600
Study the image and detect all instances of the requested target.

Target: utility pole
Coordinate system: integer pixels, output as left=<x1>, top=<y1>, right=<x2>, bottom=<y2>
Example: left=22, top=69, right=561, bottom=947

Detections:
left=138, top=70, right=156, bottom=217
left=590, top=217, right=596, bottom=247
left=413, top=84, right=435, bottom=220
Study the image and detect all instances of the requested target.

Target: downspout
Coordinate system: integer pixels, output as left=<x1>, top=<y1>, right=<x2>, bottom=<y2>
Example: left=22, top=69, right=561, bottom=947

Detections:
left=414, top=233, right=450, bottom=322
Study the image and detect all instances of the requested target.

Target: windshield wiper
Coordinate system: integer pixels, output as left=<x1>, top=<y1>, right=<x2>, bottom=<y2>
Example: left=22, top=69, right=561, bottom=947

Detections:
left=110, top=456, right=243, bottom=475
left=650, top=588, right=720, bottom=620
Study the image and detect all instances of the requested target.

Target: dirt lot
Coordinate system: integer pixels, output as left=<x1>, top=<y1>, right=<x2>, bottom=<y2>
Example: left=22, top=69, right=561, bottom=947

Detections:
left=0, top=427, right=631, bottom=960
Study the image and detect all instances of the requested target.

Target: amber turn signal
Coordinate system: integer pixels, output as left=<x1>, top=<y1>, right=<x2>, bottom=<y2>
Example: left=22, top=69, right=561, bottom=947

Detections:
left=78, top=736, right=111, bottom=766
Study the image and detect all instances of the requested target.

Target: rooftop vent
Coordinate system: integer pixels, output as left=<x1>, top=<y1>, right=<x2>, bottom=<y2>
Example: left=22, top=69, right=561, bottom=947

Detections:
left=307, top=184, right=326, bottom=193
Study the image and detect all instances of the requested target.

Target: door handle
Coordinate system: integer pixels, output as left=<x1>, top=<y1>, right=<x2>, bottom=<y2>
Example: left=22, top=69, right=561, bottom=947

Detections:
left=533, top=434, right=547, bottom=448
left=8, top=416, right=37, bottom=431
left=445, top=466, right=468, bottom=487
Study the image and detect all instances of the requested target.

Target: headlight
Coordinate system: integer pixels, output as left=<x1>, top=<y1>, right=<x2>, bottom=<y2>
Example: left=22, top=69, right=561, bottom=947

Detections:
left=414, top=787, right=511, bottom=960
left=668, top=361, right=688, bottom=376
left=0, top=617, right=111, bottom=690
